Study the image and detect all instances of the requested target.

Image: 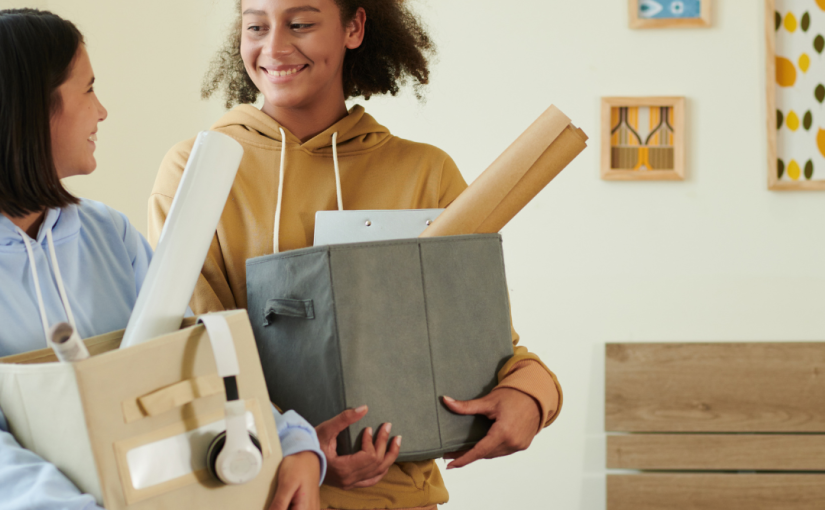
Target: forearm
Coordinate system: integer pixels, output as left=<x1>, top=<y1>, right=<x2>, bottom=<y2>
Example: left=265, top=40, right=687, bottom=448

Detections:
left=0, top=411, right=103, bottom=510
left=496, top=319, right=563, bottom=428
left=496, top=359, right=562, bottom=429
left=271, top=405, right=327, bottom=484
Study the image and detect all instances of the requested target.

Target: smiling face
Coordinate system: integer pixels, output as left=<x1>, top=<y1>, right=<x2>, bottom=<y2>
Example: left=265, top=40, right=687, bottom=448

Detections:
left=240, top=0, right=364, bottom=115
left=50, top=45, right=108, bottom=179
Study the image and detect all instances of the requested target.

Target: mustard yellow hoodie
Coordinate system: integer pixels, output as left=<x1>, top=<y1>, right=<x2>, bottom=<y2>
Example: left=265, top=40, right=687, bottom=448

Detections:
left=149, top=105, right=561, bottom=509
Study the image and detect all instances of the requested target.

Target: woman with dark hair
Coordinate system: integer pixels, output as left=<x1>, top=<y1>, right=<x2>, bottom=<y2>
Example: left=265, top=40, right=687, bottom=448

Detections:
left=0, top=8, right=324, bottom=510
left=150, top=1, right=563, bottom=509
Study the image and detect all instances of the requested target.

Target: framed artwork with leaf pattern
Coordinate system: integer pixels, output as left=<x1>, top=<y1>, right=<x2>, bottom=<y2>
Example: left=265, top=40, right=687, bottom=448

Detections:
left=629, top=0, right=711, bottom=28
left=601, top=97, right=686, bottom=181
left=767, top=0, right=825, bottom=190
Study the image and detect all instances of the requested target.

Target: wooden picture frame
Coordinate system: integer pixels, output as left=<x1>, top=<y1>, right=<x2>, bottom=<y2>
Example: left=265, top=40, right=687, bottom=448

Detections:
left=601, top=97, right=686, bottom=181
left=629, top=0, right=711, bottom=29
left=766, top=0, right=825, bottom=190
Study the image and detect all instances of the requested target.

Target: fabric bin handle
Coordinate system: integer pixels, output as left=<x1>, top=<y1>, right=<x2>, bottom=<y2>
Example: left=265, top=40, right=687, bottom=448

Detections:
left=124, top=313, right=243, bottom=422
left=122, top=374, right=224, bottom=422
left=263, top=298, right=315, bottom=326
left=138, top=375, right=224, bottom=416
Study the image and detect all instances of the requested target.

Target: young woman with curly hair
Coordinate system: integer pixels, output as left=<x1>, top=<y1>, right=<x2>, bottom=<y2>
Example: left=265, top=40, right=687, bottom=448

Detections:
left=149, top=1, right=562, bottom=508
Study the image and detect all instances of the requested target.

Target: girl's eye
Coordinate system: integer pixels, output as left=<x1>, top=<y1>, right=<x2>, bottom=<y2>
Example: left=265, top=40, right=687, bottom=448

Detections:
left=291, top=23, right=313, bottom=30
left=87, top=87, right=94, bottom=94
left=247, top=25, right=262, bottom=32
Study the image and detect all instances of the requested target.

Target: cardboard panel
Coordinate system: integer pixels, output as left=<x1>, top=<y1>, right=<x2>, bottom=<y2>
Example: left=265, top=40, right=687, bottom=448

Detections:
left=606, top=343, right=825, bottom=432
left=607, top=434, right=825, bottom=470
left=608, top=474, right=825, bottom=510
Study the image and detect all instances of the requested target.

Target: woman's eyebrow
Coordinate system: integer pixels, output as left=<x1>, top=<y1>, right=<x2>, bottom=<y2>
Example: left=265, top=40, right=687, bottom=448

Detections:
left=284, top=6, right=321, bottom=14
left=242, top=6, right=320, bottom=16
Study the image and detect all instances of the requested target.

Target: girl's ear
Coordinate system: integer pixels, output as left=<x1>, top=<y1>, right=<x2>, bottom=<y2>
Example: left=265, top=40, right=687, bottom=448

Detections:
left=344, top=7, right=366, bottom=50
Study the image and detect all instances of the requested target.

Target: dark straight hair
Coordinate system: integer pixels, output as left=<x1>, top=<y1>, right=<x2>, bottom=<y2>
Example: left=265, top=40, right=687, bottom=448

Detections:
left=0, top=9, right=84, bottom=218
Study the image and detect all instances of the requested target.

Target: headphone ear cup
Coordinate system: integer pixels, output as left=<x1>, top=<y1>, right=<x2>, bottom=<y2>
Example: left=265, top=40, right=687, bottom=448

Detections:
left=206, top=431, right=227, bottom=482
left=206, top=431, right=263, bottom=484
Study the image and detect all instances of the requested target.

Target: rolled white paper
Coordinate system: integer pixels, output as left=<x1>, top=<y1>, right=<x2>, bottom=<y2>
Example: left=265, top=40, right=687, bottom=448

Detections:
left=121, top=131, right=244, bottom=348
left=49, top=322, right=90, bottom=363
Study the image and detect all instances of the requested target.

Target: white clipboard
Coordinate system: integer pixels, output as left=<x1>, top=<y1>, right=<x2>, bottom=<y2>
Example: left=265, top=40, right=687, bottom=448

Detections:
left=314, top=209, right=444, bottom=246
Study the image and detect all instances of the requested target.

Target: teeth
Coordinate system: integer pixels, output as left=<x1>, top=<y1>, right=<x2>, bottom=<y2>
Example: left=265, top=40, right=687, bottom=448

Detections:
left=267, top=67, right=301, bottom=77
left=88, top=134, right=97, bottom=142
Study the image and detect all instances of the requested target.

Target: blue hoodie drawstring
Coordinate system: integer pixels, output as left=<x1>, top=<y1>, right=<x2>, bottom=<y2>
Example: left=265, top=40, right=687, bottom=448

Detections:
left=16, top=226, right=78, bottom=344
left=273, top=130, right=342, bottom=253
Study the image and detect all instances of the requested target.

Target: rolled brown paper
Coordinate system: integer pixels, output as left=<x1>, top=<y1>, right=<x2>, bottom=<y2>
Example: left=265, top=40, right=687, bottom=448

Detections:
left=477, top=125, right=588, bottom=233
left=420, top=106, right=588, bottom=238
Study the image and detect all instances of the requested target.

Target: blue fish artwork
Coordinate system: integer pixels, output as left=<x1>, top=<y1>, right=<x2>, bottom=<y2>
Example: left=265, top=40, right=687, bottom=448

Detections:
left=639, top=0, right=701, bottom=19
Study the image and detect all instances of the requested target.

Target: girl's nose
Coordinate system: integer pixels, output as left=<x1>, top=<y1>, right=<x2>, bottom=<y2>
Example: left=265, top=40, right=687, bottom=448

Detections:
left=268, top=27, right=294, bottom=58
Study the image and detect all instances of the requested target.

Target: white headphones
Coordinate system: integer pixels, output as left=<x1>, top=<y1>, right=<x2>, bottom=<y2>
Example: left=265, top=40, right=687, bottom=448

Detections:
left=198, top=315, right=263, bottom=485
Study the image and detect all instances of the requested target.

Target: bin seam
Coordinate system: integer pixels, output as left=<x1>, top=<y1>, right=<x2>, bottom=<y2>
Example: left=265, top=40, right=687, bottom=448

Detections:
left=417, top=241, right=444, bottom=451
left=327, top=250, right=351, bottom=451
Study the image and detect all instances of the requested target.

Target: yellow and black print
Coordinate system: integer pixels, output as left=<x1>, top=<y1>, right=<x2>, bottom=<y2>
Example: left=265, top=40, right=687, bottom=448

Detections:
left=610, top=106, right=675, bottom=171
left=775, top=0, right=825, bottom=181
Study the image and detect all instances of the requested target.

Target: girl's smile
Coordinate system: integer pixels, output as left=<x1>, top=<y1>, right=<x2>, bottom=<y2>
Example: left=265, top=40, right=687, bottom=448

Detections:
left=240, top=0, right=364, bottom=138
left=50, top=45, right=107, bottom=179
left=262, top=63, right=308, bottom=82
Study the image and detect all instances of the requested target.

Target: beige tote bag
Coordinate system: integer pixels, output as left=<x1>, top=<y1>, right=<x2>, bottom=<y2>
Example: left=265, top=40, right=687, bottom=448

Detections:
left=0, top=310, right=281, bottom=509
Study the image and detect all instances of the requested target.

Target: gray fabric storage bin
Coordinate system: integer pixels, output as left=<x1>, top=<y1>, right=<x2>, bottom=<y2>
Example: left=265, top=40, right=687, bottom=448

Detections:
left=245, top=234, right=514, bottom=462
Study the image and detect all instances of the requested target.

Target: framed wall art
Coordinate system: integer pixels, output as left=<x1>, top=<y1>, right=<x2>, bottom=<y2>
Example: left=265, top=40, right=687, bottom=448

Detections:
left=601, top=97, right=686, bottom=181
left=629, top=0, right=712, bottom=29
left=767, top=0, right=825, bottom=190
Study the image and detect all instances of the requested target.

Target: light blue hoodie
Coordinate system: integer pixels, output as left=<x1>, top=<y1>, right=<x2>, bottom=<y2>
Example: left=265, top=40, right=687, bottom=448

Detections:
left=0, top=199, right=325, bottom=509
left=0, top=199, right=150, bottom=354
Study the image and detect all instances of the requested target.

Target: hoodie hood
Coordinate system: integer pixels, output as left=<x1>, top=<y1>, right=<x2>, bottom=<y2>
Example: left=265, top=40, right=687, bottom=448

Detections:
left=150, top=101, right=465, bottom=261
left=0, top=205, right=79, bottom=251
left=0, top=199, right=153, bottom=356
left=210, top=104, right=392, bottom=155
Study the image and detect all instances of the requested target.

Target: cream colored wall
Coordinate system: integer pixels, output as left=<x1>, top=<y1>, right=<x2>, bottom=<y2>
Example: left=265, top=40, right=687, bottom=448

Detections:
left=1, top=0, right=237, bottom=231
left=54, top=0, right=239, bottom=231
left=5, top=0, right=823, bottom=509
left=362, top=2, right=825, bottom=506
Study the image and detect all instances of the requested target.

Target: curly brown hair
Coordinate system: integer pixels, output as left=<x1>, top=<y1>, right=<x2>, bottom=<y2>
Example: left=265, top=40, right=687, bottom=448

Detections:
left=202, top=0, right=435, bottom=109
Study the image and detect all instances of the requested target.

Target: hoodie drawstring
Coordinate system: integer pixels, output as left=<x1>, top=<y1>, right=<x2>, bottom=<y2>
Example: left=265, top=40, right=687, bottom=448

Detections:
left=17, top=227, right=51, bottom=343
left=16, top=227, right=77, bottom=344
left=274, top=128, right=287, bottom=253
left=46, top=229, right=77, bottom=330
left=273, top=130, right=343, bottom=253
left=332, top=132, right=343, bottom=212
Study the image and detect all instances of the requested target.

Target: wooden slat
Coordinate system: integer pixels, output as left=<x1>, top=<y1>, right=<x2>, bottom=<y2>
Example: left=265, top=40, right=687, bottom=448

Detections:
left=607, top=434, right=825, bottom=470
left=608, top=474, right=825, bottom=510
left=606, top=343, right=825, bottom=432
